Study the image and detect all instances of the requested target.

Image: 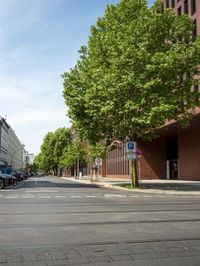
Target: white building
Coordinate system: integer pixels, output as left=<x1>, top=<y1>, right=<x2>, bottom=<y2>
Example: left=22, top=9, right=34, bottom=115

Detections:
left=0, top=117, right=9, bottom=165
left=7, top=127, right=24, bottom=169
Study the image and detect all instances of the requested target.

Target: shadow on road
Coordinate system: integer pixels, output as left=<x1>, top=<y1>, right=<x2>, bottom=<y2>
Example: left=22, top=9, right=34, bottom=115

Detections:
left=141, top=182, right=200, bottom=192
left=18, top=180, right=99, bottom=189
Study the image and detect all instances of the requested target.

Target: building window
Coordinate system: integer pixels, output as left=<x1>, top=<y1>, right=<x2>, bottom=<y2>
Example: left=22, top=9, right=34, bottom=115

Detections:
left=177, top=6, right=182, bottom=16
left=184, top=0, right=188, bottom=13
left=192, top=20, right=197, bottom=41
left=166, top=0, right=170, bottom=8
left=171, top=0, right=175, bottom=8
left=191, top=0, right=196, bottom=15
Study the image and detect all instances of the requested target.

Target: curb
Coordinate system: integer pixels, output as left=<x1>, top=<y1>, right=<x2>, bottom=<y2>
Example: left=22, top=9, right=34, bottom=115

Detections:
left=60, top=177, right=200, bottom=196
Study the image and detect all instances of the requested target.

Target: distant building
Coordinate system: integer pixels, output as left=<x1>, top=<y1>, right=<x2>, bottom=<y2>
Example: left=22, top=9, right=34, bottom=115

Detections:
left=0, top=117, right=9, bottom=165
left=7, top=126, right=24, bottom=169
left=0, top=116, right=26, bottom=169
left=27, top=153, right=34, bottom=165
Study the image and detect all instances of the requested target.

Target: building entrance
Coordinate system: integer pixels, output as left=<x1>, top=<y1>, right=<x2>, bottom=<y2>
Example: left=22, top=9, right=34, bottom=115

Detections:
left=166, top=136, right=179, bottom=180
left=167, top=160, right=178, bottom=180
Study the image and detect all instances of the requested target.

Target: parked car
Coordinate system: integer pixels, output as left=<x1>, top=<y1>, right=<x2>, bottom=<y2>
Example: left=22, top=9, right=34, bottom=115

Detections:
left=17, top=171, right=28, bottom=180
left=0, top=173, right=13, bottom=189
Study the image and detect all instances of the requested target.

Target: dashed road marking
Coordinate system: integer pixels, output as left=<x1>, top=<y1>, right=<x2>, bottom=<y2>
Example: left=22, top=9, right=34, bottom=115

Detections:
left=69, top=195, right=83, bottom=198
left=85, top=195, right=98, bottom=198
left=26, top=190, right=58, bottom=193
left=2, top=193, right=186, bottom=199
left=104, top=194, right=127, bottom=198
left=22, top=195, right=35, bottom=198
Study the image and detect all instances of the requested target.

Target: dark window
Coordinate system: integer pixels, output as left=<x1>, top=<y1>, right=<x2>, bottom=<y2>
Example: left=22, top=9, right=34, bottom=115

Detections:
left=171, top=0, right=175, bottom=8
left=166, top=137, right=178, bottom=161
left=166, top=0, right=170, bottom=8
left=184, top=0, right=188, bottom=13
left=177, top=6, right=182, bottom=15
left=192, top=20, right=197, bottom=41
left=191, top=0, right=196, bottom=15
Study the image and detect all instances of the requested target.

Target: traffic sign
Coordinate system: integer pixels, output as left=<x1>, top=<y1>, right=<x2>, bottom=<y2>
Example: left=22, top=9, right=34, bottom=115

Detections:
left=125, top=141, right=137, bottom=153
left=95, top=158, right=102, bottom=166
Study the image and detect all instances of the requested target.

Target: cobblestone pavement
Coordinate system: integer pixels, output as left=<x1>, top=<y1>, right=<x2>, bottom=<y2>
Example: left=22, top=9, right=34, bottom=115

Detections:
left=1, top=240, right=200, bottom=265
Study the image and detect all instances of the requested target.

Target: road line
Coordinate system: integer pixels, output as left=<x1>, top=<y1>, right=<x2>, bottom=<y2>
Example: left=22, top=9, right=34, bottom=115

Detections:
left=69, top=195, right=83, bottom=198
left=85, top=195, right=98, bottom=198
left=26, top=190, right=58, bottom=193
left=104, top=194, right=127, bottom=198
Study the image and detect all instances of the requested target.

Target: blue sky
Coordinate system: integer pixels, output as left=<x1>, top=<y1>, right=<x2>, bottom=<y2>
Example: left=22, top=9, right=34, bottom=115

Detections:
left=0, top=0, right=155, bottom=155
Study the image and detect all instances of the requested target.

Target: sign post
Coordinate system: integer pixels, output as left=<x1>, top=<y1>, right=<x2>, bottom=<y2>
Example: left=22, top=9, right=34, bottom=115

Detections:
left=125, top=141, right=137, bottom=187
left=137, top=149, right=142, bottom=187
left=95, top=158, right=102, bottom=179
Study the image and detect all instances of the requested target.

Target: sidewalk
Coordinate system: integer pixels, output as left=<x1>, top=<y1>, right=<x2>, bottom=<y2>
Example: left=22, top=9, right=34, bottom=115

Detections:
left=61, top=176, right=200, bottom=196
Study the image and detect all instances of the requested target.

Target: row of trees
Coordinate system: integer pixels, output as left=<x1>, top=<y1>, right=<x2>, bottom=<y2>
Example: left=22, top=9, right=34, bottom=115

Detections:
left=34, top=127, right=106, bottom=176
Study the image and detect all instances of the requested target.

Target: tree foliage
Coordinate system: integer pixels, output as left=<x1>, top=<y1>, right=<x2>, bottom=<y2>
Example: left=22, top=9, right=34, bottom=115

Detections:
left=34, top=128, right=73, bottom=174
left=63, top=0, right=200, bottom=145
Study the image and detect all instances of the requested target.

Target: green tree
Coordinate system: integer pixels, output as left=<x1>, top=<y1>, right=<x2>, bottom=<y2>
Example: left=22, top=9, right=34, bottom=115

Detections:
left=35, top=128, right=73, bottom=176
left=52, top=127, right=72, bottom=176
left=63, top=0, right=200, bottom=142
left=63, top=0, right=200, bottom=186
left=39, top=132, right=56, bottom=174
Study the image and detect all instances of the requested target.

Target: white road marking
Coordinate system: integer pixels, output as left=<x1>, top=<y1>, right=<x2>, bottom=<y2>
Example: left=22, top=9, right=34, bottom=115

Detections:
left=54, top=196, right=67, bottom=198
left=85, top=195, right=99, bottom=198
left=26, top=190, right=58, bottom=193
left=104, top=194, right=127, bottom=198
left=70, top=195, right=83, bottom=198
left=5, top=196, right=18, bottom=199
left=38, top=196, right=51, bottom=198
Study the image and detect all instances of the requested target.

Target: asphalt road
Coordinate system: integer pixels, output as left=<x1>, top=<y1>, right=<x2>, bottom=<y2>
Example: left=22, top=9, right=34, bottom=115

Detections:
left=0, top=176, right=200, bottom=265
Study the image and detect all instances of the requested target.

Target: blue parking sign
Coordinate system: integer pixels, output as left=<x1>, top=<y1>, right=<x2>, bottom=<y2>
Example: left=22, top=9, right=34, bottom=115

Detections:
left=126, top=141, right=137, bottom=153
left=128, top=143, right=135, bottom=150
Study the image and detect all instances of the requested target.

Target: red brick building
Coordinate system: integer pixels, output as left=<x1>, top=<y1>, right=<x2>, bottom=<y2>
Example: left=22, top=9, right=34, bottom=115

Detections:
left=102, top=0, right=200, bottom=181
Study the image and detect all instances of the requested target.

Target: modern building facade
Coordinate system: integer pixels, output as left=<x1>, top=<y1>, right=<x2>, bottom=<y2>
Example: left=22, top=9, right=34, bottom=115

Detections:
left=103, top=0, right=200, bottom=181
left=164, top=0, right=200, bottom=38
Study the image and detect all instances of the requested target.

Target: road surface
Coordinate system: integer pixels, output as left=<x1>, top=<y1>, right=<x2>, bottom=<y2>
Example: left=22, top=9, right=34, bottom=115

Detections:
left=0, top=176, right=200, bottom=265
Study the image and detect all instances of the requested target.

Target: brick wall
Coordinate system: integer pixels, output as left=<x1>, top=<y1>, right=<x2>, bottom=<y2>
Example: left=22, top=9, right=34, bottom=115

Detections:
left=138, top=138, right=166, bottom=179
left=179, top=123, right=200, bottom=180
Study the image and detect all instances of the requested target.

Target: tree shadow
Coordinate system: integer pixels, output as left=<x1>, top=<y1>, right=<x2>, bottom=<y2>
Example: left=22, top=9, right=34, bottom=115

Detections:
left=19, top=180, right=99, bottom=189
left=141, top=182, right=200, bottom=191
